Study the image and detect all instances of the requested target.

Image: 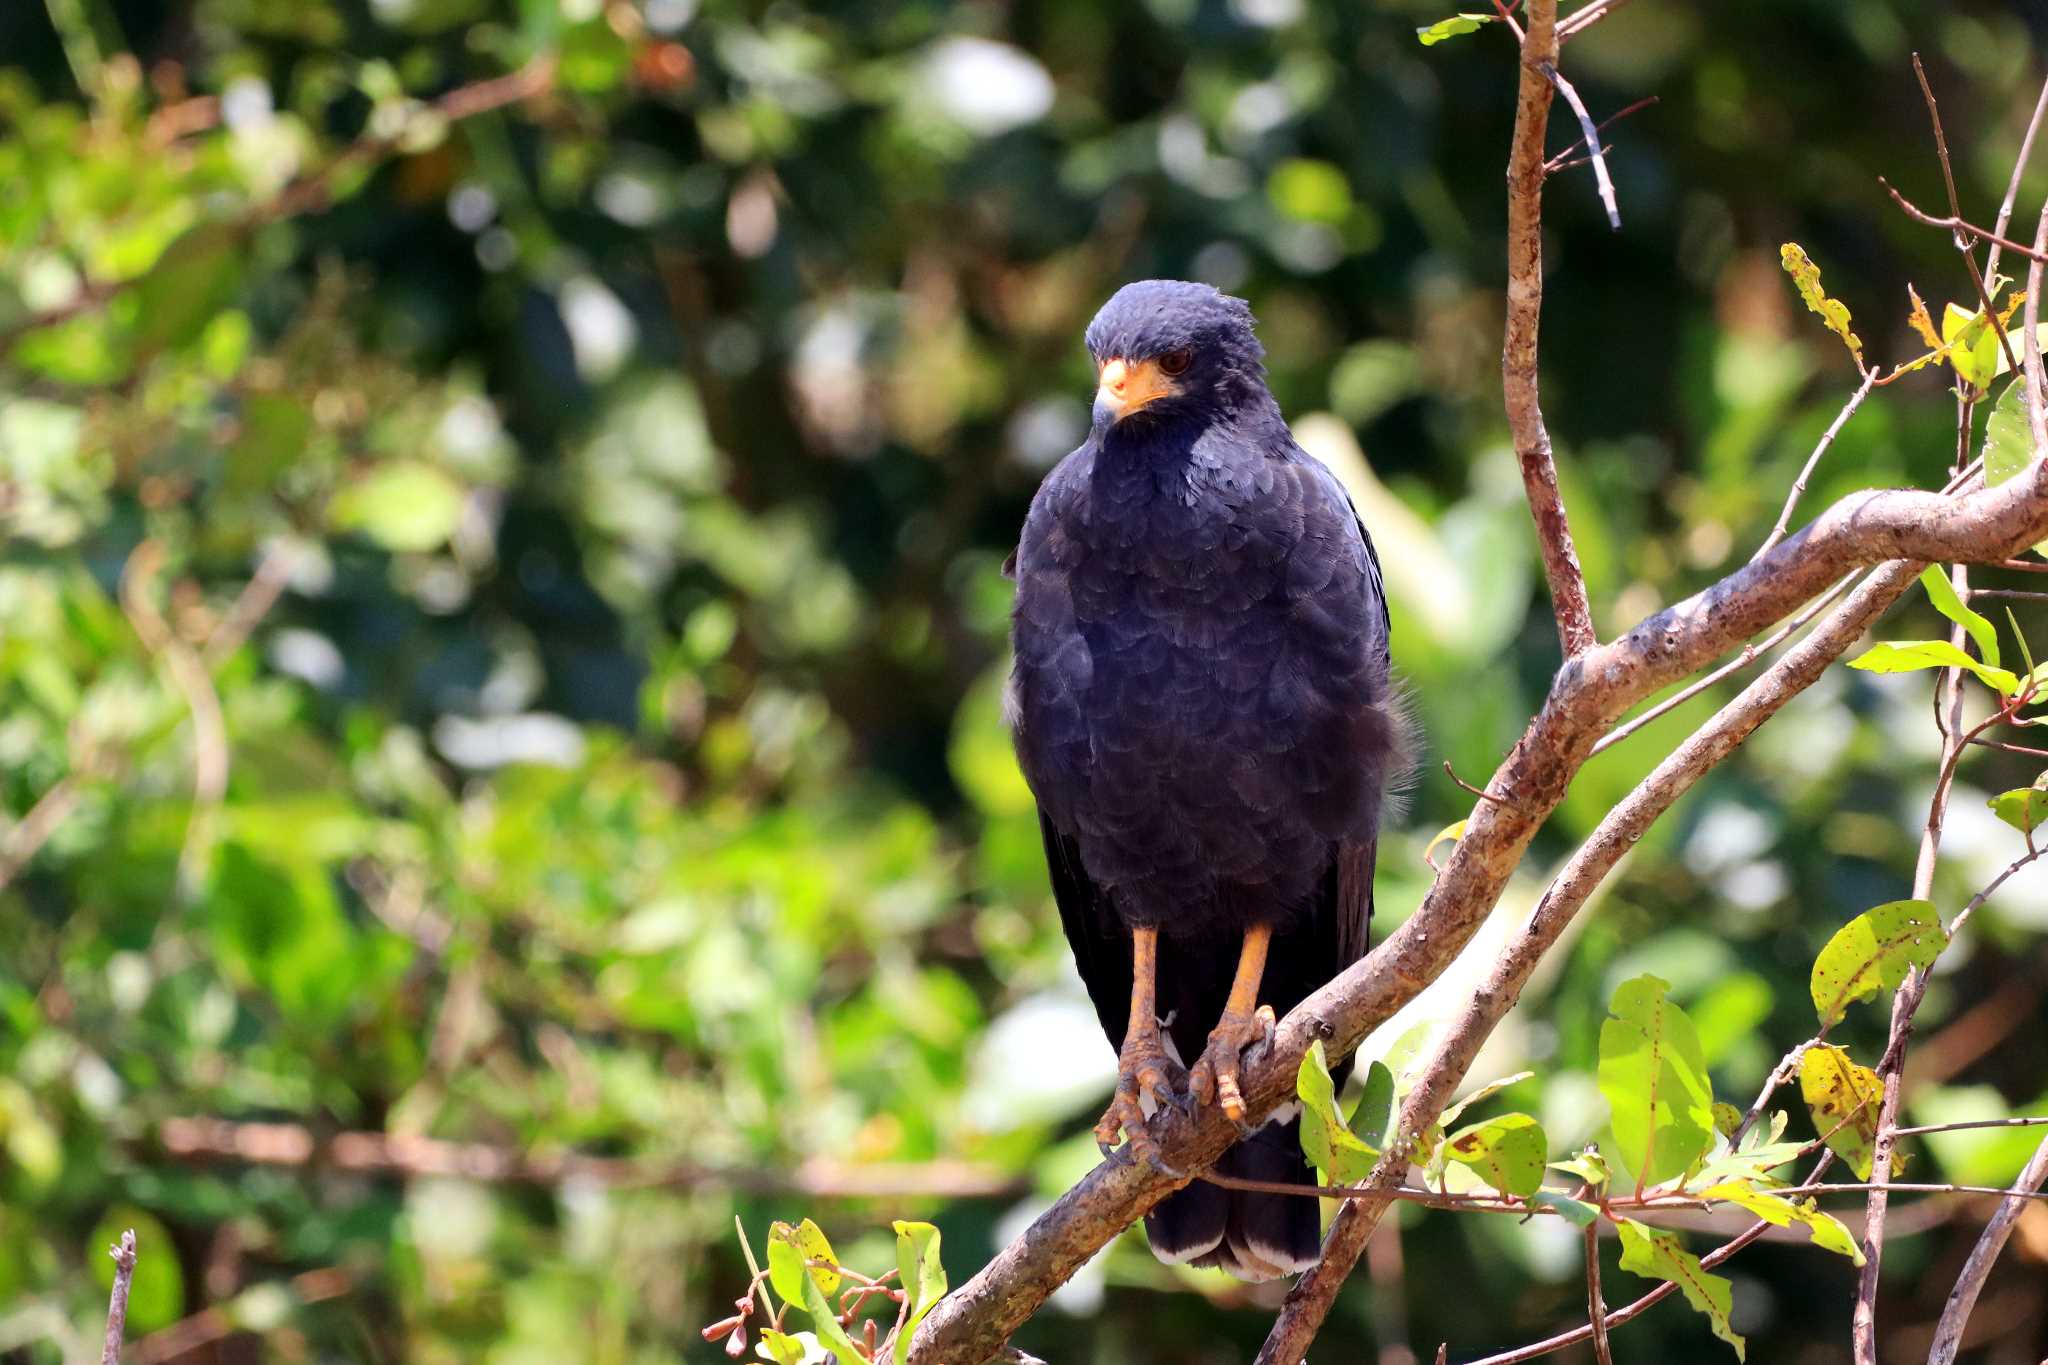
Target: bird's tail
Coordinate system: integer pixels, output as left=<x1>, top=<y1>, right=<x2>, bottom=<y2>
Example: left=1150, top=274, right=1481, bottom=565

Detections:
left=1144, top=1112, right=1322, bottom=1281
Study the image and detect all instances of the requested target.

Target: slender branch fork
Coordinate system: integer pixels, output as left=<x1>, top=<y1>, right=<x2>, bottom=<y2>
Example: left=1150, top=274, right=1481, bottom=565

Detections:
left=909, top=39, right=2048, bottom=1365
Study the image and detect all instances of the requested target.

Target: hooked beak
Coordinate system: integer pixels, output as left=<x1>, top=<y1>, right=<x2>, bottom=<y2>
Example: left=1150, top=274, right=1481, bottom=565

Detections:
left=1093, top=356, right=1177, bottom=429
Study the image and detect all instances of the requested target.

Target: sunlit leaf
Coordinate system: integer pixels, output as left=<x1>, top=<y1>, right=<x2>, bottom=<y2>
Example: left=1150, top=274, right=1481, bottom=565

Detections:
left=1416, top=13, right=1495, bottom=45
left=1780, top=243, right=1862, bottom=362
left=1443, top=1112, right=1547, bottom=1198
left=1800, top=1045, right=1883, bottom=1180
left=1989, top=777, right=2048, bottom=835
left=1438, top=1071, right=1535, bottom=1130
left=1617, top=1220, right=1745, bottom=1360
left=1847, top=640, right=2019, bottom=695
left=1919, top=566, right=1999, bottom=668
left=1297, top=1040, right=1380, bottom=1183
left=1598, top=975, right=1716, bottom=1189
left=1423, top=818, right=1467, bottom=871
left=1942, top=301, right=2000, bottom=390
left=329, top=461, right=465, bottom=553
left=1712, top=1102, right=1744, bottom=1139
left=891, top=1221, right=946, bottom=1365
left=1809, top=899, right=1946, bottom=1027
left=1550, top=1148, right=1611, bottom=1191
left=1696, top=1180, right=1865, bottom=1264
left=1530, top=1189, right=1598, bottom=1226
left=767, top=1219, right=841, bottom=1304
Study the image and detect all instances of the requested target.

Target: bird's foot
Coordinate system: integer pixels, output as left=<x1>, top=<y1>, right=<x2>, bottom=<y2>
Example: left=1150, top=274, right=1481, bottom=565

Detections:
left=1094, top=1032, right=1187, bottom=1176
left=1190, top=1003, right=1277, bottom=1129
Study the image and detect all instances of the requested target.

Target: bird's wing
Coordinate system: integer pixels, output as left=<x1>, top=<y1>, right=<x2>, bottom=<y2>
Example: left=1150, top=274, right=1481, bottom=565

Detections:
left=1039, top=812, right=1137, bottom=1049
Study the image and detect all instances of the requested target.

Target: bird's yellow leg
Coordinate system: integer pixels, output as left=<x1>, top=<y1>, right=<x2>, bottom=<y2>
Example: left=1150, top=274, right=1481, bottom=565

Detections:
left=1094, top=926, right=1184, bottom=1173
left=1190, top=923, right=1277, bottom=1125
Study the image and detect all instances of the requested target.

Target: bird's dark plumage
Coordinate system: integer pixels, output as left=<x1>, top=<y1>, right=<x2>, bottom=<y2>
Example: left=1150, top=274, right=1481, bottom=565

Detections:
left=1008, top=280, right=1408, bottom=1280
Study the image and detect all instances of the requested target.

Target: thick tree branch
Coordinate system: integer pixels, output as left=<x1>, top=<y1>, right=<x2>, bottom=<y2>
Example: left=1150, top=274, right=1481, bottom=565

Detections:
left=1503, top=0, right=1598, bottom=658
left=911, top=458, right=2048, bottom=1365
left=1254, top=557, right=1923, bottom=1364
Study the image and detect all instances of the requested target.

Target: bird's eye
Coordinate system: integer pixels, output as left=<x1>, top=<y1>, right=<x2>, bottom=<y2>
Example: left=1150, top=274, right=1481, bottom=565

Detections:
left=1158, top=348, right=1194, bottom=376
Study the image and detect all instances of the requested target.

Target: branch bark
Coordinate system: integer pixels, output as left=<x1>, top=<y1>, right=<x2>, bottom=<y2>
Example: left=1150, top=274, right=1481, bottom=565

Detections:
left=101, top=1228, right=136, bottom=1365
left=1926, top=1129, right=2048, bottom=1363
left=1503, top=0, right=1598, bottom=659
left=911, top=460, right=2048, bottom=1365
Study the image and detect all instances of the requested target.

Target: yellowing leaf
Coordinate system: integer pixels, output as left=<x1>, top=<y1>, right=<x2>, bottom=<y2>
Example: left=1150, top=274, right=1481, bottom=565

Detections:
left=1907, top=284, right=1943, bottom=350
left=1712, top=1102, right=1744, bottom=1139
left=1617, top=1220, right=1745, bottom=1360
left=1800, top=1045, right=1883, bottom=1180
left=1697, top=1180, right=1865, bottom=1263
left=1942, top=302, right=2000, bottom=391
left=1809, top=900, right=1947, bottom=1028
left=1443, top=1112, right=1547, bottom=1198
left=1780, top=243, right=1862, bottom=362
left=1598, top=975, right=1716, bottom=1189
left=1424, top=818, right=1467, bottom=871
left=767, top=1219, right=841, bottom=1304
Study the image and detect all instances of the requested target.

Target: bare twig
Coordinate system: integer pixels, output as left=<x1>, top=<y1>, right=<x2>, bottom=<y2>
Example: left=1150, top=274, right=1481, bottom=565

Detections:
left=1556, top=0, right=1633, bottom=42
left=1592, top=571, right=1859, bottom=754
left=1583, top=1220, right=1614, bottom=1365
left=1543, top=96, right=1658, bottom=175
left=1502, top=0, right=1598, bottom=658
left=1927, top=1129, right=2048, bottom=1364
left=1910, top=56, right=2020, bottom=376
left=1879, top=179, right=2048, bottom=267
left=0, top=774, right=87, bottom=894
left=1891, top=1116, right=2048, bottom=1138
left=1754, top=371, right=1880, bottom=562
left=2025, top=198, right=2048, bottom=465
left=1540, top=62, right=1619, bottom=228
left=101, top=1229, right=136, bottom=1365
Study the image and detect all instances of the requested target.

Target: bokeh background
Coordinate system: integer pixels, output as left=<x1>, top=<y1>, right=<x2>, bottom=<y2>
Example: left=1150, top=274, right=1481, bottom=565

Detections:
left=5, top=0, right=2048, bottom=1360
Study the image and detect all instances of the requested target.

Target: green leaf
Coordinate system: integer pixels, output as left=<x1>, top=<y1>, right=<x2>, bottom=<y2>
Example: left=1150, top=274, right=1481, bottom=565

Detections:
left=891, top=1220, right=946, bottom=1365
left=1809, top=899, right=1946, bottom=1027
left=1800, top=1045, right=1884, bottom=1180
left=767, top=1219, right=841, bottom=1304
left=756, top=1328, right=813, bottom=1365
left=1297, top=1040, right=1380, bottom=1183
left=1919, top=566, right=2000, bottom=668
left=1983, top=375, right=2037, bottom=491
left=1847, top=640, right=2019, bottom=695
left=793, top=1261, right=866, bottom=1365
left=1989, top=777, right=2048, bottom=835
left=131, top=224, right=243, bottom=352
left=1416, top=13, right=1495, bottom=44
left=1696, top=1180, right=1866, bottom=1264
left=1942, top=301, right=2000, bottom=390
left=1352, top=1060, right=1396, bottom=1154
left=1266, top=159, right=1353, bottom=225
left=1780, top=243, right=1863, bottom=362
left=1617, top=1220, right=1745, bottom=1361
left=1442, top=1112, right=1547, bottom=1198
left=1598, top=975, right=1716, bottom=1189
left=1550, top=1148, right=1611, bottom=1191
left=1529, top=1189, right=1599, bottom=1226
left=329, top=461, right=466, bottom=553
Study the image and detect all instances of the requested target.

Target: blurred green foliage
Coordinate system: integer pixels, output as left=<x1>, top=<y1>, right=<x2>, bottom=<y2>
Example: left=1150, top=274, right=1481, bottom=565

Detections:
left=3, top=0, right=2048, bottom=1360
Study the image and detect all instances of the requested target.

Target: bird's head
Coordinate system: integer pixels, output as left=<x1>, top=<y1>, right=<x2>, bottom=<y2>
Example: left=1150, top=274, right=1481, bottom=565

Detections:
left=1082, top=280, right=1268, bottom=436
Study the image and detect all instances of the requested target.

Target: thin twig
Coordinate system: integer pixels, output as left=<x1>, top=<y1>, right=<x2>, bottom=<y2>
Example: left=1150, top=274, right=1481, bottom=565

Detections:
left=1754, top=371, right=1880, bottom=562
left=1879, top=179, right=2048, bottom=266
left=1556, top=0, right=1633, bottom=41
left=101, top=1229, right=136, bottom=1365
left=1443, top=760, right=1507, bottom=804
left=1539, top=62, right=1619, bottom=229
left=1927, top=1129, right=2048, bottom=1364
left=1890, top=1116, right=2048, bottom=1138
left=1910, top=55, right=2020, bottom=376
left=1592, top=572, right=1859, bottom=755
left=1543, top=96, right=1658, bottom=175
left=1584, top=1220, right=1614, bottom=1365
left=1980, top=71, right=2048, bottom=286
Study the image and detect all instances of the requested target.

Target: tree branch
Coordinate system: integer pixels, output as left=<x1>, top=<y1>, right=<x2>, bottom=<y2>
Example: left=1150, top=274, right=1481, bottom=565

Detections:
left=1926, top=1129, right=2048, bottom=1364
left=912, top=452, right=2048, bottom=1362
left=1503, top=0, right=1597, bottom=658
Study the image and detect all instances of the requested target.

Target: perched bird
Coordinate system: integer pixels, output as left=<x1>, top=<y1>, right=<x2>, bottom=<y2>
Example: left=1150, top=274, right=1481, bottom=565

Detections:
left=1006, top=280, right=1408, bottom=1280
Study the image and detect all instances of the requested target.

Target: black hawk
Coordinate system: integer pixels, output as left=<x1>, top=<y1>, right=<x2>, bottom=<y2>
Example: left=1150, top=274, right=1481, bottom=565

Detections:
left=1006, top=280, right=1408, bottom=1280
